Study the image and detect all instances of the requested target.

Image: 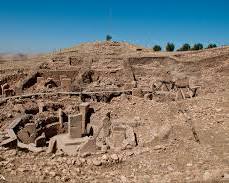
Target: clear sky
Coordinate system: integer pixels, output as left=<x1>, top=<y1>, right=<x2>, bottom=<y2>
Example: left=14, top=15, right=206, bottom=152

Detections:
left=0, top=0, right=228, bottom=53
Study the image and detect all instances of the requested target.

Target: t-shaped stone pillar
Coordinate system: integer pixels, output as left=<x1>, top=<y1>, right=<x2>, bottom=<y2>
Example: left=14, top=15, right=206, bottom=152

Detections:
left=79, top=102, right=90, bottom=135
left=68, top=114, right=82, bottom=138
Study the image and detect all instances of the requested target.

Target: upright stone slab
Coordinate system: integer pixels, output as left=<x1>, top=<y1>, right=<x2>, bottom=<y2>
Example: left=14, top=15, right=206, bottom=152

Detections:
left=68, top=114, right=82, bottom=138
left=35, top=133, right=46, bottom=147
left=61, top=78, right=72, bottom=92
left=38, top=102, right=44, bottom=113
left=112, top=127, right=126, bottom=148
left=68, top=57, right=72, bottom=65
left=17, top=123, right=37, bottom=144
left=79, top=102, right=90, bottom=135
left=102, top=113, right=111, bottom=138
left=37, top=77, right=44, bottom=83
left=58, top=108, right=64, bottom=128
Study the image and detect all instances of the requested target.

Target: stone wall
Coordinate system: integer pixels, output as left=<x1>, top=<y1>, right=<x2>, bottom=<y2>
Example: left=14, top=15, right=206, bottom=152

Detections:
left=129, top=56, right=177, bottom=66
left=39, top=70, right=79, bottom=81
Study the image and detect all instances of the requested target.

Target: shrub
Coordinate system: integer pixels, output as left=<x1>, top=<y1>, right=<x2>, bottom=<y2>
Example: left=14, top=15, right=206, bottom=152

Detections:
left=207, top=43, right=217, bottom=49
left=106, top=34, right=112, bottom=41
left=153, top=45, right=162, bottom=51
left=177, top=43, right=191, bottom=51
left=192, top=43, right=203, bottom=50
left=166, top=42, right=175, bottom=52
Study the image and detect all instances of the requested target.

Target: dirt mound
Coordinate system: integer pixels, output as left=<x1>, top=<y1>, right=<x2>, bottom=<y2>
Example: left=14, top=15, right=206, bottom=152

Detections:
left=0, top=41, right=228, bottom=182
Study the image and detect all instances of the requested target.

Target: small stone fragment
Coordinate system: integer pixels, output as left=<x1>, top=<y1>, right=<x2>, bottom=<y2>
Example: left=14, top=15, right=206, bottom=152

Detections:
left=92, top=159, right=102, bottom=166
left=111, top=154, right=119, bottom=161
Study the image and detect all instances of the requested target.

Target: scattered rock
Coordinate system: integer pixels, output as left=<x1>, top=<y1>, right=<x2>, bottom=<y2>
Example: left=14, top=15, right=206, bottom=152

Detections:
left=80, top=152, right=91, bottom=158
left=17, top=167, right=27, bottom=172
left=120, top=175, right=128, bottom=183
left=101, top=154, right=109, bottom=161
left=111, top=154, right=119, bottom=162
left=126, top=151, right=134, bottom=156
left=92, top=159, right=102, bottom=166
left=144, top=93, right=152, bottom=100
left=49, top=171, right=56, bottom=177
left=153, top=145, right=166, bottom=150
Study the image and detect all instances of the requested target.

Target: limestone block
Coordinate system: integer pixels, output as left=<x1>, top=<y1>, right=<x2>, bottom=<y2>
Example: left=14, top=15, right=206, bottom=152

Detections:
left=58, top=109, right=64, bottom=127
left=17, top=129, right=36, bottom=144
left=44, top=123, right=60, bottom=139
left=112, top=129, right=126, bottom=148
left=24, top=123, right=36, bottom=134
left=69, top=127, right=82, bottom=138
left=79, top=137, right=97, bottom=154
left=68, top=114, right=82, bottom=138
left=47, top=134, right=89, bottom=155
left=79, top=102, right=90, bottom=134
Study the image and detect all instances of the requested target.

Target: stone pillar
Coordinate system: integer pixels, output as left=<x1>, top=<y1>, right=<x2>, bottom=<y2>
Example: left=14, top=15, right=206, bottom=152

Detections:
left=68, top=57, right=72, bottom=65
left=38, top=102, right=44, bottom=113
left=58, top=109, right=64, bottom=128
left=1, top=83, right=9, bottom=96
left=79, top=102, right=90, bottom=135
left=1, top=85, right=3, bottom=96
left=68, top=114, right=82, bottom=138
left=102, top=112, right=111, bottom=138
left=61, top=78, right=71, bottom=92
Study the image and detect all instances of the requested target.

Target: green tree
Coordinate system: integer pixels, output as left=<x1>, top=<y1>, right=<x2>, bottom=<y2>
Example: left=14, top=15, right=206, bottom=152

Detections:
left=207, top=43, right=217, bottom=49
left=166, top=42, right=175, bottom=52
left=177, top=43, right=191, bottom=51
left=192, top=43, right=203, bottom=50
left=153, top=45, right=162, bottom=51
left=106, top=34, right=112, bottom=41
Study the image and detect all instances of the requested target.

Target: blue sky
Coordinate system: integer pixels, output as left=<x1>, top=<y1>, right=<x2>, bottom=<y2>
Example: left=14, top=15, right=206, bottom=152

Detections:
left=0, top=0, right=228, bottom=53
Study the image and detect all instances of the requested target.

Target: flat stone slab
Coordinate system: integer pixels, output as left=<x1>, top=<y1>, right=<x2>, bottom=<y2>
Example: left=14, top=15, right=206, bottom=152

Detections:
left=47, top=134, right=89, bottom=156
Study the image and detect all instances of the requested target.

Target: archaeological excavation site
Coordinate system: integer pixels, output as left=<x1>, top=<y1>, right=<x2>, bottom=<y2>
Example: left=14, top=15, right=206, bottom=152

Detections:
left=0, top=41, right=229, bottom=182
